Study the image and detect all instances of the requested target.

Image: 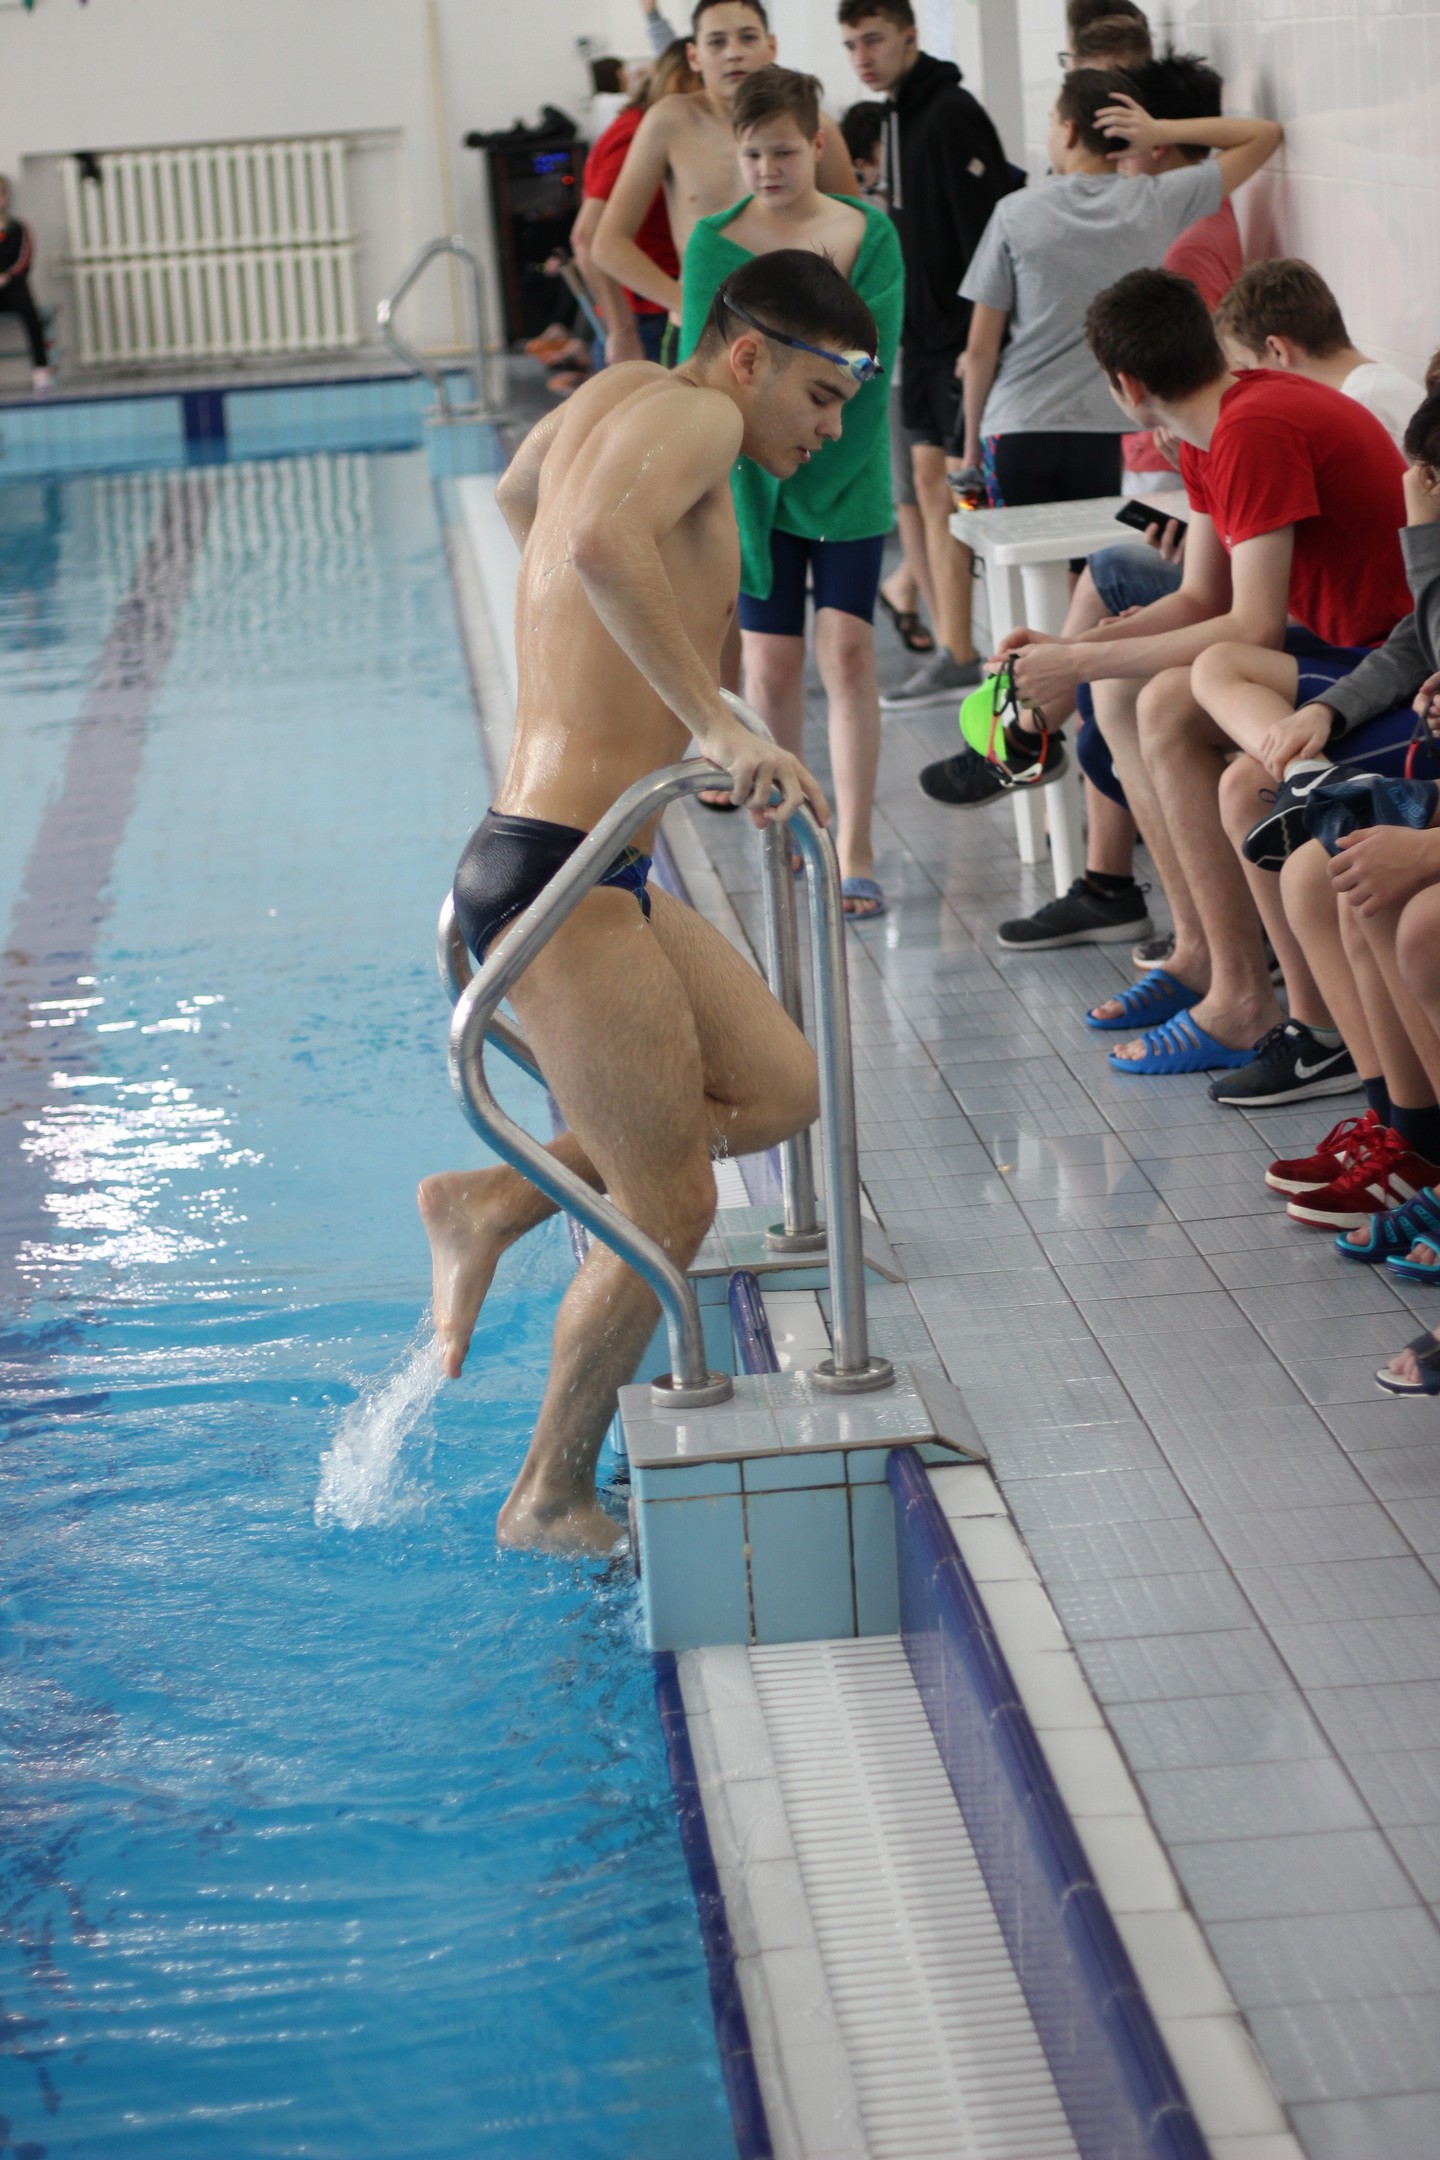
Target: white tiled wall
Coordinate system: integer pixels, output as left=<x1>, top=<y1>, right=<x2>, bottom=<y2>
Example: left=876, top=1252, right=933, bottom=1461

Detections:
left=1009, top=0, right=1440, bottom=378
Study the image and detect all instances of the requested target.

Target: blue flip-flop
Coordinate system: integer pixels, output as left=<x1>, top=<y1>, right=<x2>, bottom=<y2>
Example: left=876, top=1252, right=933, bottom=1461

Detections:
left=1085, top=968, right=1201, bottom=1032
left=842, top=876, right=887, bottom=921
left=1108, top=1011, right=1260, bottom=1076
left=1337, top=1184, right=1440, bottom=1265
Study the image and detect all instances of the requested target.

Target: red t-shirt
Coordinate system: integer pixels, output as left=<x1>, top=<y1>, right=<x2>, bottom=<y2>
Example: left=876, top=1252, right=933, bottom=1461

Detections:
left=1180, top=370, right=1409, bottom=649
left=1125, top=198, right=1242, bottom=475
left=582, top=106, right=678, bottom=317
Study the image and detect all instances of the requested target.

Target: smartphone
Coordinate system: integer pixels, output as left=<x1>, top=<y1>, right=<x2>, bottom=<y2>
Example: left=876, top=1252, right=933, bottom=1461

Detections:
left=1115, top=499, right=1188, bottom=537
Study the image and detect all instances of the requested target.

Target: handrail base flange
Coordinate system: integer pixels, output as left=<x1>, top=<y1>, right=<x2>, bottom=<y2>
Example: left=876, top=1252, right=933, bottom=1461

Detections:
left=810, top=1355, right=896, bottom=1396
left=650, top=1370, right=735, bottom=1409
left=762, top=1224, right=828, bottom=1255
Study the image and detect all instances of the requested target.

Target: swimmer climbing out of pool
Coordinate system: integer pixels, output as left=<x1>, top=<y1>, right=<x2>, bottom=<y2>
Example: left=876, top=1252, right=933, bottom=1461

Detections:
left=419, top=249, right=878, bottom=1557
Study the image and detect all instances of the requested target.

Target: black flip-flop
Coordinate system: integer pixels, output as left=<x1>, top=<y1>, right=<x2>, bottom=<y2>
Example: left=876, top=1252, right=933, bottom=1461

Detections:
left=877, top=589, right=935, bottom=654
left=1375, top=1329, right=1440, bottom=1396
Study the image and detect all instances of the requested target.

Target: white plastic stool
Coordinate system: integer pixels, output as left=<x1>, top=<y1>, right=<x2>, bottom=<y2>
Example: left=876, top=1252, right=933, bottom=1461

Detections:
left=952, top=497, right=1130, bottom=895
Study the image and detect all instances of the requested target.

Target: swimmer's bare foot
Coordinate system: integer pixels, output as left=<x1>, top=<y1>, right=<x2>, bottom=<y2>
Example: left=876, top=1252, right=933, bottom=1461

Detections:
left=417, top=1169, right=524, bottom=1379
left=497, top=1491, right=627, bottom=1557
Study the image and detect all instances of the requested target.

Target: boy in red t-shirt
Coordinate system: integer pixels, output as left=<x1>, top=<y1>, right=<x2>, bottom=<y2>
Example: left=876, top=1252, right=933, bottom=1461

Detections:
left=571, top=46, right=699, bottom=367
left=996, top=267, right=1408, bottom=1079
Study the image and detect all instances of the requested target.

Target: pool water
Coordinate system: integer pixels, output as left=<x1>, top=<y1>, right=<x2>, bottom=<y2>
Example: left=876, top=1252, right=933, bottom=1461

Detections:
left=0, top=452, right=733, bottom=2157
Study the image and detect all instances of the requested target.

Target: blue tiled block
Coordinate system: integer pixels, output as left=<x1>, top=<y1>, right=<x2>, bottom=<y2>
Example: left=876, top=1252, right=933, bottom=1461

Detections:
left=640, top=1495, right=750, bottom=1650
left=634, top=1460, right=742, bottom=1500
left=851, top=1482, right=899, bottom=1634
left=742, top=1450, right=846, bottom=1492
left=702, top=1300, right=735, bottom=1373
left=846, top=1446, right=893, bottom=1483
left=747, top=1485, right=855, bottom=1642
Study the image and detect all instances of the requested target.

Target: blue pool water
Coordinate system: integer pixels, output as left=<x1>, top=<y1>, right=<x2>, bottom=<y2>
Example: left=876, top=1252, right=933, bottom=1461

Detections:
left=0, top=452, right=733, bottom=2157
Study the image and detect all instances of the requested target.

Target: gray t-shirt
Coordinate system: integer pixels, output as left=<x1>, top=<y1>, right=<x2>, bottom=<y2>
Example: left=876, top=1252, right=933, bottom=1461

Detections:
left=960, top=162, right=1225, bottom=436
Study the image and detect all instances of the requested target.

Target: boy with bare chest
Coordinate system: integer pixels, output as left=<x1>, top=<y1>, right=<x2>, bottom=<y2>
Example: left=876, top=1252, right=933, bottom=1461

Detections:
left=419, top=251, right=880, bottom=1556
left=593, top=0, right=855, bottom=338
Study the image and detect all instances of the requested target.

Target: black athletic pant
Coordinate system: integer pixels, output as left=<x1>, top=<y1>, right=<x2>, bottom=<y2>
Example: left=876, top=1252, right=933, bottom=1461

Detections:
left=0, top=275, right=47, bottom=367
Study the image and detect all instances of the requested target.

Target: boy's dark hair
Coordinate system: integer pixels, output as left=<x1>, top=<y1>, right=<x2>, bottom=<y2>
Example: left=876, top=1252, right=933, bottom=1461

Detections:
left=698, top=248, right=877, bottom=361
left=1056, top=67, right=1135, bottom=158
left=1212, top=259, right=1350, bottom=360
left=1071, top=16, right=1152, bottom=66
left=1403, top=387, right=1440, bottom=469
left=1126, top=50, right=1223, bottom=161
left=836, top=0, right=915, bottom=29
left=1067, top=0, right=1146, bottom=38
left=1086, top=267, right=1226, bottom=400
left=590, top=55, right=625, bottom=95
left=840, top=99, right=887, bottom=165
left=1426, top=347, right=1440, bottom=397
left=692, top=0, right=769, bottom=35
left=732, top=65, right=822, bottom=138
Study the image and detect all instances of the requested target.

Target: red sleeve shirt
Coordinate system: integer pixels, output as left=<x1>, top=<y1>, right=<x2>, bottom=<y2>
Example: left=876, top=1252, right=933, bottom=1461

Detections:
left=1179, top=370, right=1410, bottom=649
left=1124, top=199, right=1243, bottom=476
left=581, top=106, right=677, bottom=316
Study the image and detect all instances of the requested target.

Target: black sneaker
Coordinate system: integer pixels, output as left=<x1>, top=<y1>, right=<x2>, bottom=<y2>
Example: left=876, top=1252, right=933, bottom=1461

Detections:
left=919, top=732, right=1068, bottom=808
left=1242, top=761, right=1334, bottom=869
left=998, top=877, right=1153, bottom=950
left=1207, top=1021, right=1361, bottom=1107
left=1132, top=930, right=1175, bottom=969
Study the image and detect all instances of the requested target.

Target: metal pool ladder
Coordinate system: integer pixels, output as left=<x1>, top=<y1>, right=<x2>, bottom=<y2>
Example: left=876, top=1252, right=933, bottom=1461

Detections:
left=377, top=234, right=499, bottom=421
left=436, top=697, right=895, bottom=1411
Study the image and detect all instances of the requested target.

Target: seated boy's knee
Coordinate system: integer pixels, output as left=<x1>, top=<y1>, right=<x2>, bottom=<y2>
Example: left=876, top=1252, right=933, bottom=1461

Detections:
left=1136, top=666, right=1193, bottom=742
left=1191, top=642, right=1245, bottom=710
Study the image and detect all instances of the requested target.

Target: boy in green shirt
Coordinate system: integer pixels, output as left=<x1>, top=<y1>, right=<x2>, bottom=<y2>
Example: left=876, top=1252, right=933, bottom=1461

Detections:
left=680, top=66, right=903, bottom=915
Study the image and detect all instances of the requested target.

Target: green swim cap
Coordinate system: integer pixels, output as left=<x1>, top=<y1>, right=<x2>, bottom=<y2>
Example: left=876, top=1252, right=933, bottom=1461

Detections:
left=958, top=666, right=1010, bottom=763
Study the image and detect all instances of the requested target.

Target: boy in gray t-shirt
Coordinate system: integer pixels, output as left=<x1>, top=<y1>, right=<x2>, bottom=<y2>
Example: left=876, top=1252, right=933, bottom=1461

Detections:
left=957, top=73, right=1281, bottom=507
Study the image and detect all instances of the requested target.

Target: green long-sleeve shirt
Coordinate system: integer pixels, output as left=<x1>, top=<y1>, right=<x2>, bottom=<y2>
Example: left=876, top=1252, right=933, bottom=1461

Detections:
left=678, top=198, right=904, bottom=598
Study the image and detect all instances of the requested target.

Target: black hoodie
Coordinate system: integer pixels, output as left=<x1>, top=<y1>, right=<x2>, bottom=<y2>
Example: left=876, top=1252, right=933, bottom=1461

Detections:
left=886, top=53, right=1018, bottom=365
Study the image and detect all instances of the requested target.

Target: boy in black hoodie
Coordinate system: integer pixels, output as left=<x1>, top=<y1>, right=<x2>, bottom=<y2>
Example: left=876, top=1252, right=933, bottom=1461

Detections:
left=840, top=0, right=1017, bottom=706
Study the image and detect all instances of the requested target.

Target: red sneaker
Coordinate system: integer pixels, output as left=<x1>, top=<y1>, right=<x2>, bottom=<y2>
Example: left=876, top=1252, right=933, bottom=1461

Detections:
left=1286, top=1124, right=1440, bottom=1228
left=1266, top=1108, right=1381, bottom=1195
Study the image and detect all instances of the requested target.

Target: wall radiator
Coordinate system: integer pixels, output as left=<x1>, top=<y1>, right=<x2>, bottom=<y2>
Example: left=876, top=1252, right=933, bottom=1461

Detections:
left=63, top=139, right=361, bottom=367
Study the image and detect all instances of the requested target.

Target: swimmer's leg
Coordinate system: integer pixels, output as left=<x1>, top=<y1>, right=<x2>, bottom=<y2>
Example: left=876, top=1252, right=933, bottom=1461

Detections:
left=499, top=887, right=721, bottom=1556
left=420, top=885, right=816, bottom=1378
left=419, top=1132, right=602, bottom=1381
left=647, top=887, right=819, bottom=1156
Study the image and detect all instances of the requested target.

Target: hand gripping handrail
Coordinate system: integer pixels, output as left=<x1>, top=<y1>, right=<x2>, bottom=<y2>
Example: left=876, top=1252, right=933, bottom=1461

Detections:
left=377, top=234, right=496, bottom=421
left=442, top=744, right=893, bottom=1402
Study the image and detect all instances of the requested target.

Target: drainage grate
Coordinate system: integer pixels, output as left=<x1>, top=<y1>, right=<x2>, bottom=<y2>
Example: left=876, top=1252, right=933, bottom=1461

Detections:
left=749, top=1637, right=1079, bottom=2160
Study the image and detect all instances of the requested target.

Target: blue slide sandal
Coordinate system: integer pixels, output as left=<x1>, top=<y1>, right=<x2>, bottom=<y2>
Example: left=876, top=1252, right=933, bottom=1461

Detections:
left=1338, top=1184, right=1440, bottom=1266
left=1085, top=968, right=1201, bottom=1032
left=842, top=876, right=887, bottom=921
left=1108, top=1012, right=1259, bottom=1077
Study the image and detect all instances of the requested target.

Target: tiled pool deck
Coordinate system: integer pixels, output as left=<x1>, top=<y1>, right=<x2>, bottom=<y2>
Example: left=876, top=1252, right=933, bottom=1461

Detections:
left=679, top=628, right=1440, bottom=2160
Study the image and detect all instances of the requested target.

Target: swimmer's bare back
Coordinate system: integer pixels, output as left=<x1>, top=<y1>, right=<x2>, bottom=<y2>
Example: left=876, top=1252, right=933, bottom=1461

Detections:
left=491, top=360, right=825, bottom=838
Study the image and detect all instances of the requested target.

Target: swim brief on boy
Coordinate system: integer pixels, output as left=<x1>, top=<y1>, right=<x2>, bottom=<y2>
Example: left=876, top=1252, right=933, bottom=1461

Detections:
left=454, top=809, right=652, bottom=960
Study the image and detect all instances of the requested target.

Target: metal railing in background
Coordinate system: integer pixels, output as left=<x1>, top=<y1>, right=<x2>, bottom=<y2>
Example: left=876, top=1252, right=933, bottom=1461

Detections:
left=438, top=733, right=894, bottom=1401
left=377, top=235, right=498, bottom=421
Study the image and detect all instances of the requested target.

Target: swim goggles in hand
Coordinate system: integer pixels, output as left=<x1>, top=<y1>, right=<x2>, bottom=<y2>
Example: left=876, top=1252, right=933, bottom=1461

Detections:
left=957, top=661, right=1053, bottom=786
left=720, top=293, right=881, bottom=383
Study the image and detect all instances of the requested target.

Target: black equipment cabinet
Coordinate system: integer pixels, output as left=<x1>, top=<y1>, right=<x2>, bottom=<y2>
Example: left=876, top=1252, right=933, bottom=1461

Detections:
left=466, top=113, right=587, bottom=344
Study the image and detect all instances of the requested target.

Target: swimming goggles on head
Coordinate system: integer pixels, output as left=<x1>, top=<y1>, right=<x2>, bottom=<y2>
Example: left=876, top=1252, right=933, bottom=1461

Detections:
left=720, top=293, right=881, bottom=383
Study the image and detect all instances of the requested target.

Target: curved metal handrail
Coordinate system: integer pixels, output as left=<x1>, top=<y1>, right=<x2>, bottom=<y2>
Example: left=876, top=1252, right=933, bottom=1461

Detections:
left=449, top=759, right=735, bottom=1406
left=443, top=734, right=893, bottom=1403
left=377, top=234, right=495, bottom=420
left=437, top=894, right=542, bottom=1084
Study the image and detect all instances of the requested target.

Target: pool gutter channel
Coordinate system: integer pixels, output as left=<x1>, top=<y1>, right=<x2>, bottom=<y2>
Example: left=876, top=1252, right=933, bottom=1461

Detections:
left=443, top=477, right=1300, bottom=2160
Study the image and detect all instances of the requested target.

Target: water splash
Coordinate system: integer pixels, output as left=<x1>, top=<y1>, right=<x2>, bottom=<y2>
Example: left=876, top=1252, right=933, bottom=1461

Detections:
left=315, top=1320, right=441, bottom=1530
